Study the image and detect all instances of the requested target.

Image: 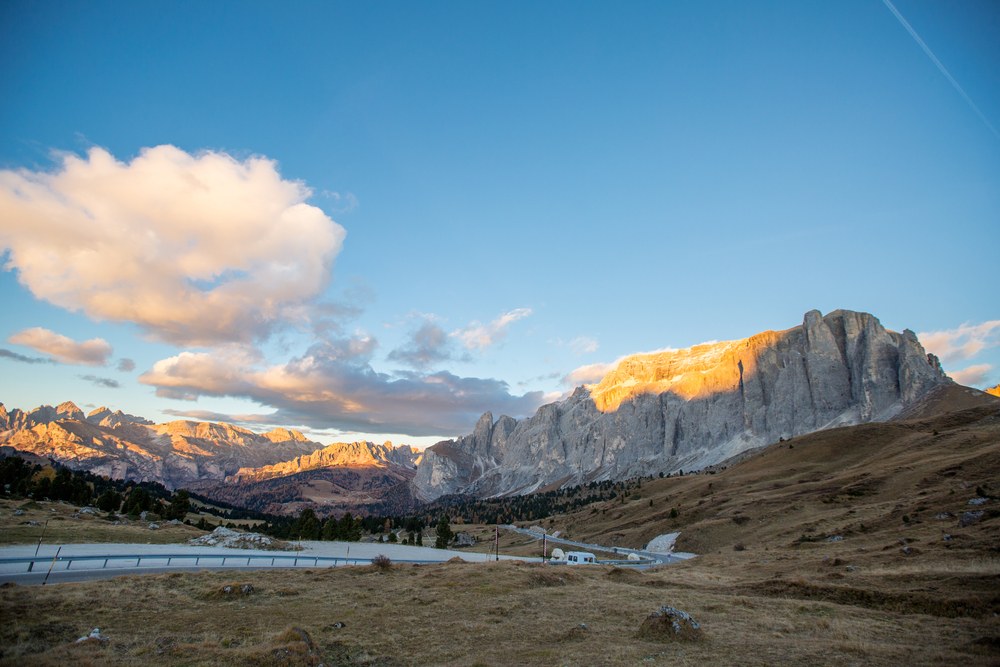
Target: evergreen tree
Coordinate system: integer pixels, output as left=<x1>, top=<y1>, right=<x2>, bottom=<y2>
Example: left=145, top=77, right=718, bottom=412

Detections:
left=96, top=489, right=122, bottom=512
left=435, top=515, right=453, bottom=549
left=321, top=517, right=338, bottom=540
left=165, top=489, right=191, bottom=520
left=294, top=508, right=321, bottom=540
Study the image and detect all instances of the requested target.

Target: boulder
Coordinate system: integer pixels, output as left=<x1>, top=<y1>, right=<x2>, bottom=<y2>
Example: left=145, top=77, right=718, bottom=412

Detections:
left=637, top=606, right=703, bottom=641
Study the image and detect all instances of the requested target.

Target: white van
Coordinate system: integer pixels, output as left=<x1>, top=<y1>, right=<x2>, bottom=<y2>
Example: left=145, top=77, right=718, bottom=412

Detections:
left=564, top=551, right=596, bottom=565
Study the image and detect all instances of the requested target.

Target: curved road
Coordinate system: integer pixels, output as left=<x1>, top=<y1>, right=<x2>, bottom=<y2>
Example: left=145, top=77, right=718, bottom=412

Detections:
left=503, top=525, right=691, bottom=564
left=0, top=540, right=539, bottom=586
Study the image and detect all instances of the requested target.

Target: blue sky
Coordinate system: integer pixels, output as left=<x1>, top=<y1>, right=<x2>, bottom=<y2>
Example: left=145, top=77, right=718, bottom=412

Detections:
left=1, top=1, right=998, bottom=447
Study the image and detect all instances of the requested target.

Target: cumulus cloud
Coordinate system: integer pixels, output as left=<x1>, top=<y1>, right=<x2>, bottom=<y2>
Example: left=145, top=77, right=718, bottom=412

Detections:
left=0, top=348, right=52, bottom=364
left=139, top=338, right=545, bottom=436
left=452, top=308, right=532, bottom=350
left=948, top=364, right=993, bottom=387
left=79, top=374, right=121, bottom=389
left=8, top=327, right=112, bottom=366
left=117, top=358, right=136, bottom=372
left=388, top=321, right=455, bottom=369
left=918, top=320, right=1000, bottom=364
left=0, top=145, right=346, bottom=346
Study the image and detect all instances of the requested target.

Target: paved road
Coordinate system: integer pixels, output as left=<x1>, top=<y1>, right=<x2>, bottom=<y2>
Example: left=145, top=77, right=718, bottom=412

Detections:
left=0, top=540, right=540, bottom=586
left=503, top=525, right=691, bottom=564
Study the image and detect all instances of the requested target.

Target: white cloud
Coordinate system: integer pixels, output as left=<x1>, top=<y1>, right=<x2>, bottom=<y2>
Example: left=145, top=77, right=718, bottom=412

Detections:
left=0, top=145, right=346, bottom=346
left=8, top=327, right=112, bottom=366
left=569, top=336, right=599, bottom=355
left=918, top=320, right=1000, bottom=364
left=452, top=308, right=532, bottom=350
left=948, top=364, right=993, bottom=387
left=562, top=361, right=616, bottom=387
left=139, top=338, right=545, bottom=436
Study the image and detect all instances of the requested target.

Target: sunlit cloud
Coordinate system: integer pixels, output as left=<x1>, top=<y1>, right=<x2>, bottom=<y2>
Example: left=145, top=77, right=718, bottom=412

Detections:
left=0, top=145, right=346, bottom=346
left=8, top=327, right=112, bottom=366
left=452, top=308, right=532, bottom=350
left=79, top=374, right=121, bottom=389
left=948, top=364, right=993, bottom=387
left=562, top=361, right=617, bottom=387
left=139, top=338, right=545, bottom=436
left=918, top=320, right=1000, bottom=363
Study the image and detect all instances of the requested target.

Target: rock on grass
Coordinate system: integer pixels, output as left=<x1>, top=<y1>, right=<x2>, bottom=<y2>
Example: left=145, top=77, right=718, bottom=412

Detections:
left=637, top=606, right=703, bottom=642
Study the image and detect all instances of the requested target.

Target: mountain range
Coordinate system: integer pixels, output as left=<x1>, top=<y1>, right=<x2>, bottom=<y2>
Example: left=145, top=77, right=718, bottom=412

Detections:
left=411, top=309, right=951, bottom=499
left=0, top=401, right=322, bottom=487
left=1, top=308, right=973, bottom=515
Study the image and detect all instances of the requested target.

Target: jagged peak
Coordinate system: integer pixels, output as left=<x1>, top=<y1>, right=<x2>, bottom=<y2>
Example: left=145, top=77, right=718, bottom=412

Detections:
left=55, top=400, right=83, bottom=414
left=263, top=427, right=309, bottom=443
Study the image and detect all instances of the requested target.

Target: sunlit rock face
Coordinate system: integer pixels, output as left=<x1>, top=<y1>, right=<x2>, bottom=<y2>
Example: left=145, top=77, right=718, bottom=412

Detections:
left=0, top=403, right=322, bottom=489
left=230, top=441, right=420, bottom=482
left=986, top=384, right=1000, bottom=398
left=412, top=309, right=950, bottom=500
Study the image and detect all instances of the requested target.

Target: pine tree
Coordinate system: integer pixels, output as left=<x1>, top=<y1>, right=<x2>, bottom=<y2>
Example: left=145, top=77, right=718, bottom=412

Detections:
left=435, top=515, right=453, bottom=549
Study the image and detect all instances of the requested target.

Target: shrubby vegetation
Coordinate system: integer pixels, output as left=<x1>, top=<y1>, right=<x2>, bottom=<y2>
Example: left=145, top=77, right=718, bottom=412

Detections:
left=0, top=453, right=191, bottom=519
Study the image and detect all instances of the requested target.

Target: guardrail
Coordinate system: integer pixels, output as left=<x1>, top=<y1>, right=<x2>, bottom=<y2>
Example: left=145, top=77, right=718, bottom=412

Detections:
left=1, top=553, right=445, bottom=574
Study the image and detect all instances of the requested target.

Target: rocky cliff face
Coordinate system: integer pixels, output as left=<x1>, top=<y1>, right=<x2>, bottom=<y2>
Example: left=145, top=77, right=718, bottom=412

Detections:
left=197, top=440, right=423, bottom=516
left=230, top=440, right=420, bottom=482
left=0, top=401, right=323, bottom=488
left=412, top=309, right=951, bottom=500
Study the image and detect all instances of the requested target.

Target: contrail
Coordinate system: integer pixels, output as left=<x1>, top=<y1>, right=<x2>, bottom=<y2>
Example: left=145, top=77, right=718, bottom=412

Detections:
left=882, top=0, right=999, bottom=139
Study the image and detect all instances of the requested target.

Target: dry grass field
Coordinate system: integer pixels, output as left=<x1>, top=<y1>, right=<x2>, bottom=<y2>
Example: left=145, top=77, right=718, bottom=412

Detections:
left=0, top=499, right=204, bottom=546
left=2, top=385, right=998, bottom=665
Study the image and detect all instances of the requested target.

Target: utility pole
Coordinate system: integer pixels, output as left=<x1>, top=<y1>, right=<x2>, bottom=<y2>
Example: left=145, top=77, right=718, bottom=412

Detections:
left=494, top=524, right=499, bottom=561
left=542, top=533, right=547, bottom=562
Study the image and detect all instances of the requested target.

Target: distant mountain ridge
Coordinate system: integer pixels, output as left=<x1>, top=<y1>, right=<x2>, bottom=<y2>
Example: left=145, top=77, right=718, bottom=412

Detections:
left=412, top=309, right=954, bottom=500
left=230, top=440, right=421, bottom=482
left=195, top=440, right=423, bottom=516
left=0, top=401, right=325, bottom=488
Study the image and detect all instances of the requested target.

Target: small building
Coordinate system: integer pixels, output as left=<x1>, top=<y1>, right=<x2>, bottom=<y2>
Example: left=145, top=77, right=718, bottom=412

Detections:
left=564, top=551, right=596, bottom=565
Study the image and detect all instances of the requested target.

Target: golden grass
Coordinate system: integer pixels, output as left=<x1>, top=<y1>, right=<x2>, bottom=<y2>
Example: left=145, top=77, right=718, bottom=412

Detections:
left=1, top=559, right=996, bottom=666
left=0, top=498, right=203, bottom=546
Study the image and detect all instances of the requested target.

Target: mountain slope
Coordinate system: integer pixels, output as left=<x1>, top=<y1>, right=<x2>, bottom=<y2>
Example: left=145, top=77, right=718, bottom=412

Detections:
left=412, top=309, right=951, bottom=500
left=188, top=440, right=424, bottom=516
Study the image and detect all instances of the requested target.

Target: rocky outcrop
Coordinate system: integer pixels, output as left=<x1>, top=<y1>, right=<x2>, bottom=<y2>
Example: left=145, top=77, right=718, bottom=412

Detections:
left=412, top=309, right=951, bottom=500
left=231, top=441, right=420, bottom=482
left=0, top=403, right=323, bottom=488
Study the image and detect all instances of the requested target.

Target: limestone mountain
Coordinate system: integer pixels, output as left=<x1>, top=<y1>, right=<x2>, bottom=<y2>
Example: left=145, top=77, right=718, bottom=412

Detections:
left=190, top=440, right=423, bottom=516
left=412, top=309, right=952, bottom=500
left=0, top=401, right=323, bottom=488
left=229, top=441, right=420, bottom=483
